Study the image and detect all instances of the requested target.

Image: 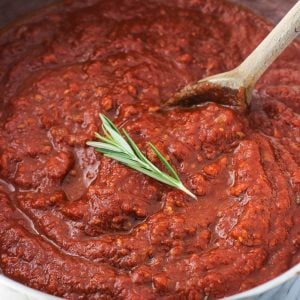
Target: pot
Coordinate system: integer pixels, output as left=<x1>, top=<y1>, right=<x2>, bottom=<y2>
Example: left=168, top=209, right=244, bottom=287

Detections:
left=0, top=1, right=299, bottom=299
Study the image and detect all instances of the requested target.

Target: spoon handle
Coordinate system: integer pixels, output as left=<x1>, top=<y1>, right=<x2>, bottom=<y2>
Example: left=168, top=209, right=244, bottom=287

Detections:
left=237, top=0, right=300, bottom=89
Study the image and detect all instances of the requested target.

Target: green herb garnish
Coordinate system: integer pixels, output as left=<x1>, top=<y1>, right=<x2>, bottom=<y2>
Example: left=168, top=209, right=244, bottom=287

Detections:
left=87, top=114, right=196, bottom=199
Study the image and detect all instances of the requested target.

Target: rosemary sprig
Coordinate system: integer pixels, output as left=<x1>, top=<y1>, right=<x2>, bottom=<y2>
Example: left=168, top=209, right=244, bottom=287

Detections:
left=86, top=114, right=196, bottom=199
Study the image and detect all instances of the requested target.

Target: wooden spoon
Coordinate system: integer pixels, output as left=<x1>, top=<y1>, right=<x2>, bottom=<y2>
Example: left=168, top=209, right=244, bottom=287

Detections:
left=164, top=1, right=300, bottom=111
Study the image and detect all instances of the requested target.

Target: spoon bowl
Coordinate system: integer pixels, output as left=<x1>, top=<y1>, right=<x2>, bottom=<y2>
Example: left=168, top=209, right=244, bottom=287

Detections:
left=165, top=68, right=249, bottom=111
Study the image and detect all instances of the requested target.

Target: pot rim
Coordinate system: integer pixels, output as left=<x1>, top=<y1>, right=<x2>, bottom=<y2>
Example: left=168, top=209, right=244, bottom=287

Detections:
left=0, top=262, right=299, bottom=299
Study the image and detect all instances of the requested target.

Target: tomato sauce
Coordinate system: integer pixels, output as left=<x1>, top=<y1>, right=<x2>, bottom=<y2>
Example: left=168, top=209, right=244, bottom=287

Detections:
left=0, top=0, right=299, bottom=299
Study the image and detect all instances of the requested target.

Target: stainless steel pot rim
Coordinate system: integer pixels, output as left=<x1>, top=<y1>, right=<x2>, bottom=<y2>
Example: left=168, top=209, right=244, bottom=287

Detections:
left=0, top=262, right=299, bottom=299
left=0, top=274, right=59, bottom=299
left=226, top=263, right=300, bottom=299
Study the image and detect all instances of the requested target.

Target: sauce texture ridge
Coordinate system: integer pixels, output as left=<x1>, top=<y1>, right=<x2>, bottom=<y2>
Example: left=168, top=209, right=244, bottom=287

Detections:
left=0, top=0, right=299, bottom=299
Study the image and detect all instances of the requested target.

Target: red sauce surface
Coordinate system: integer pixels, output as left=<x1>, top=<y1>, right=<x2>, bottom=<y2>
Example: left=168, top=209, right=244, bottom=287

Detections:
left=0, top=0, right=299, bottom=299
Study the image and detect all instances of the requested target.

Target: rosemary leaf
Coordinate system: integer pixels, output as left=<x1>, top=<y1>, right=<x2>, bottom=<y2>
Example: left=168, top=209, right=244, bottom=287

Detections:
left=148, top=142, right=180, bottom=181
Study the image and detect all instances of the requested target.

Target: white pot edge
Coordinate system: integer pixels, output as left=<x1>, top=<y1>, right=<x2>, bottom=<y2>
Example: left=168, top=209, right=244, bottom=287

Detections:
left=225, top=263, right=300, bottom=299
left=0, top=262, right=299, bottom=299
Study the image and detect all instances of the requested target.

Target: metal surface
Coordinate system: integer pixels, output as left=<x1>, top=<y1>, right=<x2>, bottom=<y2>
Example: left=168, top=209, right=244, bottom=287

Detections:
left=0, top=0, right=57, bottom=28
left=0, top=0, right=297, bottom=28
left=0, top=0, right=299, bottom=299
left=231, top=0, right=297, bottom=23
